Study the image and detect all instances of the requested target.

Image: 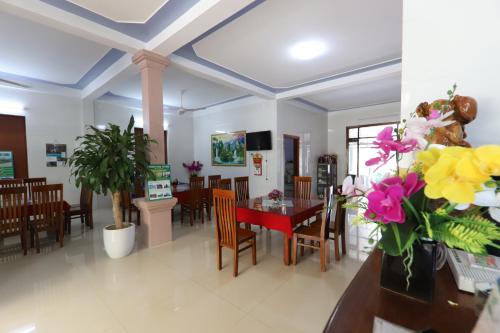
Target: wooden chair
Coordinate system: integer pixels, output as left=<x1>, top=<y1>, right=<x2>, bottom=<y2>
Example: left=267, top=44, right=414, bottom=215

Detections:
left=294, top=176, right=312, bottom=199
left=212, top=188, right=256, bottom=277
left=218, top=178, right=232, bottom=190
left=30, top=184, right=64, bottom=253
left=23, top=177, right=47, bottom=202
left=206, top=175, right=221, bottom=220
left=329, top=188, right=347, bottom=261
left=0, top=179, right=23, bottom=189
left=292, top=185, right=333, bottom=272
left=234, top=176, right=249, bottom=202
left=181, top=176, right=205, bottom=226
left=120, top=190, right=140, bottom=225
left=0, top=186, right=28, bottom=255
left=66, top=187, right=93, bottom=234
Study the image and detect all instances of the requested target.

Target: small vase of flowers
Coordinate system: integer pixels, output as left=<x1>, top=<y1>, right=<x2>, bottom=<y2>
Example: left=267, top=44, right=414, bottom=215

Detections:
left=268, top=189, right=283, bottom=206
left=183, top=161, right=203, bottom=177
left=343, top=86, right=500, bottom=303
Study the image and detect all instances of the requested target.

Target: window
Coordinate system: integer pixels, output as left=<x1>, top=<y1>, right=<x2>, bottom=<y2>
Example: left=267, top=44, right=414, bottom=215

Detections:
left=346, top=122, right=399, bottom=184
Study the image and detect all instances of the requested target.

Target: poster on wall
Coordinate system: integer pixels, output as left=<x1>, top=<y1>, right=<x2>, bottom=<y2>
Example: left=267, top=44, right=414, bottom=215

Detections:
left=46, top=144, right=67, bottom=167
left=252, top=153, right=263, bottom=176
left=0, top=151, right=14, bottom=179
left=147, top=164, right=173, bottom=201
left=211, top=131, right=246, bottom=166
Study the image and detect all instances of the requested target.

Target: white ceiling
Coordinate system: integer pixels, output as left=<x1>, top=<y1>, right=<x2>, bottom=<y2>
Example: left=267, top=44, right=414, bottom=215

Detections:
left=108, top=64, right=247, bottom=108
left=303, top=74, right=401, bottom=111
left=193, top=0, right=402, bottom=88
left=0, top=11, right=110, bottom=84
left=67, top=0, right=169, bottom=23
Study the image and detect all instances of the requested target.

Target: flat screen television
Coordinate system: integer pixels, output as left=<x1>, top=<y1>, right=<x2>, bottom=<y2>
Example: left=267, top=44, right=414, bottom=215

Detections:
left=246, top=131, right=272, bottom=151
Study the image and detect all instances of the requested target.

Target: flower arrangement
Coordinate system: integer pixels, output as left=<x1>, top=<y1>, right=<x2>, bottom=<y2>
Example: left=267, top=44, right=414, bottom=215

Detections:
left=268, top=189, right=283, bottom=202
left=182, top=161, right=203, bottom=177
left=344, top=86, right=500, bottom=290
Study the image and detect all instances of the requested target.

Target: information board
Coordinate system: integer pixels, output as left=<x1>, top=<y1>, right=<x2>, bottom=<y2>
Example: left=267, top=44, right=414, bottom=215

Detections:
left=146, top=164, right=173, bottom=201
left=0, top=151, right=14, bottom=179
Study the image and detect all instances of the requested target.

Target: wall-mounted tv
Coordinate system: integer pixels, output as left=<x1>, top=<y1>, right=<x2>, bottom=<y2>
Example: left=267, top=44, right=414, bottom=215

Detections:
left=246, top=131, right=272, bottom=151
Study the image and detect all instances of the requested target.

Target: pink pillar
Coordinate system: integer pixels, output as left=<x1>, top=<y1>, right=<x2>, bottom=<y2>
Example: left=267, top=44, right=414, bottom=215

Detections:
left=132, top=50, right=169, bottom=163
left=132, top=50, right=177, bottom=246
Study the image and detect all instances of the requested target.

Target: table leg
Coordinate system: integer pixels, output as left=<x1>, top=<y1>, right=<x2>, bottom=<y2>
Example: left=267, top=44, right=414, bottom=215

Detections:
left=283, top=233, right=290, bottom=265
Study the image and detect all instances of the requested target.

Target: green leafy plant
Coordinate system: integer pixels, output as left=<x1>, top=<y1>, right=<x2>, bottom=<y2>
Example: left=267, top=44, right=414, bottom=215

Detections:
left=68, top=116, right=154, bottom=229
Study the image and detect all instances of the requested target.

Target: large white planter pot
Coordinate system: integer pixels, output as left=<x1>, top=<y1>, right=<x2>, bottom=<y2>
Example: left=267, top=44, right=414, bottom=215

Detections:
left=103, top=223, right=135, bottom=259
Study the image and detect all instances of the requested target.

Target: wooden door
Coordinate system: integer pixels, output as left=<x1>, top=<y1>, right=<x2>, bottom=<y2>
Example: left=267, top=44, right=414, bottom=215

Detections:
left=0, top=115, right=28, bottom=178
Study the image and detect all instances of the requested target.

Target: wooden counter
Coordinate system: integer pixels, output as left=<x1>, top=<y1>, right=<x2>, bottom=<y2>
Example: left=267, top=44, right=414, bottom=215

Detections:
left=323, top=250, right=478, bottom=333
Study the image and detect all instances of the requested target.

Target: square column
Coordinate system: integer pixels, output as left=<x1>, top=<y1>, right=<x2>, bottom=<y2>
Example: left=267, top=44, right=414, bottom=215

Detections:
left=132, top=50, right=169, bottom=163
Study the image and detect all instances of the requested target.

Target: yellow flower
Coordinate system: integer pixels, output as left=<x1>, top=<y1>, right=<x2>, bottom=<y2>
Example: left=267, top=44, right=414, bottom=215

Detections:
left=418, top=146, right=491, bottom=204
left=474, top=145, right=500, bottom=176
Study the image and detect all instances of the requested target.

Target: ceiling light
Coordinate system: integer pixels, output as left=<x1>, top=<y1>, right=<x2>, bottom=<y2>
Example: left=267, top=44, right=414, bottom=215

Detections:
left=96, top=125, right=106, bottom=130
left=289, top=40, right=327, bottom=60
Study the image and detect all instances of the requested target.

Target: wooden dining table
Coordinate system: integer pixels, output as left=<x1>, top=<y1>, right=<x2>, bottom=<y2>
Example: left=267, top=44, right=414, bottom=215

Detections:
left=236, top=197, right=324, bottom=265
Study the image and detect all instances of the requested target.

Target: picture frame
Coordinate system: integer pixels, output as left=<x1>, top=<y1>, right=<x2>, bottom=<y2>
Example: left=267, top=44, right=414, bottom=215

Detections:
left=211, top=131, right=246, bottom=167
left=146, top=164, right=173, bottom=201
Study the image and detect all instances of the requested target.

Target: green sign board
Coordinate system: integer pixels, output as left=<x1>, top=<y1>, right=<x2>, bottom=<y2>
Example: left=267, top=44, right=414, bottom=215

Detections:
left=0, top=151, right=14, bottom=179
left=146, top=164, right=173, bottom=201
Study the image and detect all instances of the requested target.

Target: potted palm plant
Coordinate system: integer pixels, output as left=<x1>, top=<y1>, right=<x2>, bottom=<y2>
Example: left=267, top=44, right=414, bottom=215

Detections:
left=68, top=116, right=153, bottom=258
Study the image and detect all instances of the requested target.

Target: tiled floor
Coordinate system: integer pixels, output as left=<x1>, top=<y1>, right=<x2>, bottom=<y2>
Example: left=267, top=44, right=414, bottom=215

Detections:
left=0, top=209, right=364, bottom=333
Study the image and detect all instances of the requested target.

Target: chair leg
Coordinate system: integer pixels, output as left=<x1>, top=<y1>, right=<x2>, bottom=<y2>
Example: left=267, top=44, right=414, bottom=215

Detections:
left=30, top=228, right=35, bottom=249
left=180, top=206, right=184, bottom=224
left=189, top=208, right=194, bottom=226
left=252, top=237, right=257, bottom=265
left=334, top=235, right=341, bottom=261
left=207, top=203, right=211, bottom=222
left=341, top=231, right=346, bottom=255
left=233, top=248, right=239, bottom=277
left=21, top=231, right=27, bottom=256
left=67, top=214, right=71, bottom=235
left=292, top=234, right=298, bottom=265
left=310, top=240, right=315, bottom=254
left=80, top=213, right=84, bottom=224
left=201, top=205, right=204, bottom=224
left=59, top=224, right=64, bottom=248
left=217, top=246, right=222, bottom=270
left=137, top=210, right=141, bottom=226
left=35, top=230, right=40, bottom=254
left=320, top=240, right=326, bottom=272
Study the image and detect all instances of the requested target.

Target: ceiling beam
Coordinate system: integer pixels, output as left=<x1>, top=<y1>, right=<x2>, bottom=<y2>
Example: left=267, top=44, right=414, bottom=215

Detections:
left=170, top=54, right=275, bottom=99
left=275, top=62, right=402, bottom=100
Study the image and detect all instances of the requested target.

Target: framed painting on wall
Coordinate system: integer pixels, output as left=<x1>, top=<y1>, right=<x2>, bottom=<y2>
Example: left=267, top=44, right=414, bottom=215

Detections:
left=211, top=131, right=246, bottom=166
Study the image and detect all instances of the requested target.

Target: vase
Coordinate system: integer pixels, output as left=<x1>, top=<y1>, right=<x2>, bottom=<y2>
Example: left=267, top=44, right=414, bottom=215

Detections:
left=380, top=240, right=437, bottom=303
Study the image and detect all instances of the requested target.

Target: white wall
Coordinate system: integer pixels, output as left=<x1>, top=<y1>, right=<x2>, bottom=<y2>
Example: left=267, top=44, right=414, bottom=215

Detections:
left=0, top=87, right=83, bottom=204
left=193, top=97, right=278, bottom=198
left=402, top=0, right=500, bottom=146
left=277, top=101, right=328, bottom=196
left=94, top=100, right=194, bottom=184
left=327, top=102, right=401, bottom=183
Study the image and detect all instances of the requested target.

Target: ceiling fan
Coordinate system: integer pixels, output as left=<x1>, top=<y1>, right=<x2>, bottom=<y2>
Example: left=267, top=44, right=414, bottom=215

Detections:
left=0, top=78, right=30, bottom=89
left=172, top=89, right=206, bottom=115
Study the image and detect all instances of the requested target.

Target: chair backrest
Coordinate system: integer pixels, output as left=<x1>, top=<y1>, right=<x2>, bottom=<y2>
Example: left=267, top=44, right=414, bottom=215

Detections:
left=234, top=176, right=249, bottom=202
left=208, top=175, right=221, bottom=189
left=190, top=176, right=205, bottom=189
left=218, top=178, right=232, bottom=190
left=0, top=186, right=28, bottom=236
left=319, top=185, right=334, bottom=240
left=32, top=184, right=64, bottom=228
left=212, top=188, right=237, bottom=248
left=294, top=176, right=312, bottom=200
left=80, top=187, right=93, bottom=210
left=24, top=177, right=47, bottom=201
left=0, top=179, right=23, bottom=189
left=120, top=190, right=132, bottom=209
left=331, top=190, right=346, bottom=234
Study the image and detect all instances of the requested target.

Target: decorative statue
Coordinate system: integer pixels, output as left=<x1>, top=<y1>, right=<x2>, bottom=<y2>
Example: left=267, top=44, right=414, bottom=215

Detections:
left=415, top=91, right=477, bottom=147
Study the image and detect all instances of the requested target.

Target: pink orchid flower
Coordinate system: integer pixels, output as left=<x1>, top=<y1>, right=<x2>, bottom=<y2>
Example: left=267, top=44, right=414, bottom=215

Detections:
left=403, top=111, right=456, bottom=149
left=365, top=126, right=417, bottom=167
left=364, top=173, right=424, bottom=224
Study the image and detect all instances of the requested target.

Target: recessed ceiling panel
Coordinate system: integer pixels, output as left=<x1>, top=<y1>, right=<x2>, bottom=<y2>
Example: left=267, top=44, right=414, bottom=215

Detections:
left=68, top=0, right=169, bottom=23
left=303, top=75, right=401, bottom=111
left=109, top=65, right=247, bottom=108
left=193, top=0, right=402, bottom=88
left=0, top=12, right=110, bottom=84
